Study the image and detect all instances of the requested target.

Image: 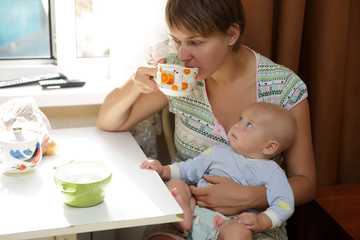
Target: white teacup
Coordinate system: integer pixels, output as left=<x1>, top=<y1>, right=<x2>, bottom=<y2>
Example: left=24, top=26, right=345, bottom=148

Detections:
left=156, top=64, right=198, bottom=97
left=0, top=129, right=42, bottom=175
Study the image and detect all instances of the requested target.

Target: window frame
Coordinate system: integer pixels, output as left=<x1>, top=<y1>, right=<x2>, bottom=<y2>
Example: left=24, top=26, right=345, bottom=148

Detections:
left=0, top=0, right=110, bottom=82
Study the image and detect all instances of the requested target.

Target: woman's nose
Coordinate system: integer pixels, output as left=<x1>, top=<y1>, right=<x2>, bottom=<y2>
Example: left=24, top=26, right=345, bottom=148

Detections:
left=178, top=46, right=191, bottom=63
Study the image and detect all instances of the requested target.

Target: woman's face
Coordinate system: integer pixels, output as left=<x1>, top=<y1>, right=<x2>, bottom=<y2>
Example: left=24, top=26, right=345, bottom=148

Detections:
left=170, top=27, right=232, bottom=80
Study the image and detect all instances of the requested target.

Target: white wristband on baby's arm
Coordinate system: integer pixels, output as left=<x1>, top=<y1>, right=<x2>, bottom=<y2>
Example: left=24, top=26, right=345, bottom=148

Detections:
left=263, top=208, right=281, bottom=229
left=169, top=164, right=181, bottom=179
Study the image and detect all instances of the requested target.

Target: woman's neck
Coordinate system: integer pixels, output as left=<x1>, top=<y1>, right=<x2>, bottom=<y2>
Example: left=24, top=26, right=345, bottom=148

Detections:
left=210, top=45, right=253, bottom=85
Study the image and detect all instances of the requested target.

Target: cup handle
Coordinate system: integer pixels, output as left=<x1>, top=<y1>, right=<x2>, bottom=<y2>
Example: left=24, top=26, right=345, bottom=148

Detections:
left=153, top=74, right=159, bottom=84
left=60, top=184, right=77, bottom=193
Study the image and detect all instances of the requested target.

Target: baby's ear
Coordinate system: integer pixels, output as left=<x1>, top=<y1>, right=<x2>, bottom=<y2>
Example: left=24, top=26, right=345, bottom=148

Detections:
left=263, top=140, right=279, bottom=156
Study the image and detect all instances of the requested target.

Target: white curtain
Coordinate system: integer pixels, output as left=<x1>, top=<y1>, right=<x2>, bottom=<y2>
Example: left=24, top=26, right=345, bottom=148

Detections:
left=109, top=0, right=170, bottom=159
left=110, top=0, right=170, bottom=83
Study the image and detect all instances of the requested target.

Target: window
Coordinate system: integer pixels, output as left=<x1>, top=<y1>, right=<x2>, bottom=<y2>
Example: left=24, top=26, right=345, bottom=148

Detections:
left=0, top=0, right=112, bottom=60
left=0, top=0, right=169, bottom=84
left=0, top=0, right=111, bottom=81
left=75, top=0, right=110, bottom=58
left=0, top=0, right=52, bottom=60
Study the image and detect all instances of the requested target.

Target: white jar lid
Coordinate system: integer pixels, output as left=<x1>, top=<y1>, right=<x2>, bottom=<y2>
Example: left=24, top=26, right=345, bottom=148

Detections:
left=0, top=128, right=39, bottom=143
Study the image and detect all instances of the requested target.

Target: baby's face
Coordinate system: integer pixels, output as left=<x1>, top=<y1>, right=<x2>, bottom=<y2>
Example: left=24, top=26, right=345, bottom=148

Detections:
left=228, top=106, right=271, bottom=158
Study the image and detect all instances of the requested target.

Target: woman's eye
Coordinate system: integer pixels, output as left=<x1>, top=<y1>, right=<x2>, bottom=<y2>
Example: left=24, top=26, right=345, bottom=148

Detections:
left=172, top=38, right=180, bottom=45
left=191, top=41, right=201, bottom=45
left=246, top=122, right=253, bottom=128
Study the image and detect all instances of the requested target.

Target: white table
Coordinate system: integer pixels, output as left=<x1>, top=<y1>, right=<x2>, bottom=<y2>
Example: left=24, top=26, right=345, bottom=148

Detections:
left=0, top=127, right=183, bottom=240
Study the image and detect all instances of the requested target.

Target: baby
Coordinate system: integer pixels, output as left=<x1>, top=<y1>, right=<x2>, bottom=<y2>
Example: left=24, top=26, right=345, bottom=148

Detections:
left=141, top=102, right=297, bottom=239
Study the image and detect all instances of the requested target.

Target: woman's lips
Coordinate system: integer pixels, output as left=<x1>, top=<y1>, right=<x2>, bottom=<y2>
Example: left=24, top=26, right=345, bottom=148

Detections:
left=185, top=64, right=198, bottom=69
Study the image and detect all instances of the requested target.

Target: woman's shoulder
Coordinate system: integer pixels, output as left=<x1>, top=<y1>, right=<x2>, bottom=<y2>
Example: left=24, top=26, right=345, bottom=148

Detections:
left=256, top=52, right=296, bottom=77
left=254, top=52, right=308, bottom=110
left=250, top=49, right=304, bottom=88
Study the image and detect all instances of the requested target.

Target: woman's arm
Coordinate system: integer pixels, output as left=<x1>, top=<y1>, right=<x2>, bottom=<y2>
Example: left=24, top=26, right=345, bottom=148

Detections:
left=285, top=99, right=317, bottom=205
left=97, top=64, right=168, bottom=132
left=190, top=175, right=267, bottom=216
left=191, top=99, right=316, bottom=215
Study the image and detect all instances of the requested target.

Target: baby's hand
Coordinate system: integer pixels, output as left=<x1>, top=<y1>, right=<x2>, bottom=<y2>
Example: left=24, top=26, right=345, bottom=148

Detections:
left=236, top=212, right=272, bottom=232
left=140, top=157, right=163, bottom=176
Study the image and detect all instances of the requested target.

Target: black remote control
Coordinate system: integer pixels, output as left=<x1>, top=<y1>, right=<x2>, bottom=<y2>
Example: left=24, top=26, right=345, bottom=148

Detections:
left=0, top=73, right=67, bottom=88
left=39, top=79, right=86, bottom=89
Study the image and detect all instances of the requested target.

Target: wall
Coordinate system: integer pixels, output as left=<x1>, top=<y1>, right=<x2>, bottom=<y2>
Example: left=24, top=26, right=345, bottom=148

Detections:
left=40, top=105, right=100, bottom=130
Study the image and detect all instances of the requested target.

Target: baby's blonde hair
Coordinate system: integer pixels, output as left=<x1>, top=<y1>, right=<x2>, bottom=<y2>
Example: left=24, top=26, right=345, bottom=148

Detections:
left=251, top=102, right=297, bottom=156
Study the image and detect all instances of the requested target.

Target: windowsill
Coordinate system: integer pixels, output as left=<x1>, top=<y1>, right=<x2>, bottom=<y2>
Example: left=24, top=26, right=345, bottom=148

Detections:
left=0, top=79, right=118, bottom=108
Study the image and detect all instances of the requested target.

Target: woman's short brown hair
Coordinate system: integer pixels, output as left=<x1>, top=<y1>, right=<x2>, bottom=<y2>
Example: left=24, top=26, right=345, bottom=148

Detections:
left=165, top=0, right=246, bottom=53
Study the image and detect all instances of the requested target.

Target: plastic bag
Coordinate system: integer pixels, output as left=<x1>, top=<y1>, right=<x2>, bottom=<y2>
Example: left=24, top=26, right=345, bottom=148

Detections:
left=0, top=97, right=58, bottom=155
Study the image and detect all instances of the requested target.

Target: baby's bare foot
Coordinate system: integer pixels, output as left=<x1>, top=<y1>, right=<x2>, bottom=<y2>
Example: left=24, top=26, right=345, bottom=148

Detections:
left=171, top=188, right=192, bottom=230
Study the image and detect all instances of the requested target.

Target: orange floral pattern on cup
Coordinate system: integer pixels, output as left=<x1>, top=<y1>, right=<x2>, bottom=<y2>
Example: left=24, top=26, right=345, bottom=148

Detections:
left=183, top=69, right=191, bottom=75
left=156, top=64, right=198, bottom=96
left=168, top=73, right=175, bottom=84
left=161, top=72, right=175, bottom=84
left=161, top=72, right=169, bottom=84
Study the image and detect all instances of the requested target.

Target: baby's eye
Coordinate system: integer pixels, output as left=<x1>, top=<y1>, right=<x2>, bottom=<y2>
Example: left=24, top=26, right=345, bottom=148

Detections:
left=239, top=117, right=243, bottom=122
left=246, top=122, right=253, bottom=128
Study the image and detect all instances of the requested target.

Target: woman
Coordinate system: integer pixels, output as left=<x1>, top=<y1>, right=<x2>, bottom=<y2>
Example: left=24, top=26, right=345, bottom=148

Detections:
left=97, top=0, right=316, bottom=239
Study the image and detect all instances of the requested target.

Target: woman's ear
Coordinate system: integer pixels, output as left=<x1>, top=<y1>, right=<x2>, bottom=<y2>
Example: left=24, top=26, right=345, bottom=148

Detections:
left=263, top=140, right=279, bottom=156
left=227, top=23, right=240, bottom=46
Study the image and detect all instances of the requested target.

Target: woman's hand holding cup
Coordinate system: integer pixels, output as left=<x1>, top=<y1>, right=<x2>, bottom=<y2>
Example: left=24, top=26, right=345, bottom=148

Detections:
left=132, top=58, right=167, bottom=94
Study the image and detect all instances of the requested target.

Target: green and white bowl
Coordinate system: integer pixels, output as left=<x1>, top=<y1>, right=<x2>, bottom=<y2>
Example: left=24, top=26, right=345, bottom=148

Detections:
left=54, top=161, right=112, bottom=207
